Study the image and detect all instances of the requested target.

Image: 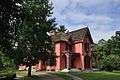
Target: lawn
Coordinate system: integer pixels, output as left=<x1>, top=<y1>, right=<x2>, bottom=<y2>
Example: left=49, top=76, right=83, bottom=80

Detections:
left=16, top=71, right=45, bottom=80
left=51, top=72, right=72, bottom=80
left=69, top=71, right=120, bottom=80
left=16, top=71, right=120, bottom=80
left=17, top=71, right=66, bottom=80
left=19, top=75, right=45, bottom=80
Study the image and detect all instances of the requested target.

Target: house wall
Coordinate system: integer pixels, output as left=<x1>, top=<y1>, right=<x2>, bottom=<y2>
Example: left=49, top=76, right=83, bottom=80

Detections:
left=36, top=60, right=46, bottom=71
left=61, top=55, right=66, bottom=69
left=83, top=35, right=92, bottom=55
left=34, top=37, right=92, bottom=71
left=74, top=43, right=84, bottom=70
left=83, top=35, right=92, bottom=69
left=55, top=42, right=65, bottom=71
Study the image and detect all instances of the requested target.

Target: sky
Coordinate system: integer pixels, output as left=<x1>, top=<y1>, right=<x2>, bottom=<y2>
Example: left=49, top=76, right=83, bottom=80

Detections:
left=51, top=0, right=120, bottom=43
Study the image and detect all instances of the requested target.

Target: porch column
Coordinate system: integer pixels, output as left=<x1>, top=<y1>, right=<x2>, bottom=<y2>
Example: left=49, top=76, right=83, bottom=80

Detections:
left=66, top=53, right=71, bottom=70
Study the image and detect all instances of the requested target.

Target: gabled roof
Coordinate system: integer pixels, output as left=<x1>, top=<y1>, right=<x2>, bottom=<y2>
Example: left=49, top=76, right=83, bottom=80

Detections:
left=52, top=27, right=93, bottom=43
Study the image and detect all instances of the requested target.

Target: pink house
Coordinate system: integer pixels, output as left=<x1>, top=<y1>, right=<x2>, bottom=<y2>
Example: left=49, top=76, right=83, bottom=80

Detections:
left=35, top=27, right=93, bottom=71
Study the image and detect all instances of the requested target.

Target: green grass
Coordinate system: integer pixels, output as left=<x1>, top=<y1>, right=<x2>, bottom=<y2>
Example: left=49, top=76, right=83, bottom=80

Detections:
left=51, top=72, right=72, bottom=80
left=16, top=70, right=28, bottom=77
left=16, top=71, right=43, bottom=80
left=70, top=71, right=120, bottom=80
left=17, top=70, right=120, bottom=80
left=19, top=75, right=45, bottom=80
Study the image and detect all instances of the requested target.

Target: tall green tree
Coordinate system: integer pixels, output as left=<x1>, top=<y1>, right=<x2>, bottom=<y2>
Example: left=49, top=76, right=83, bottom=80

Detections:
left=0, top=0, right=22, bottom=57
left=16, top=0, right=56, bottom=77
left=106, top=31, right=120, bottom=55
left=92, top=39, right=106, bottom=68
left=102, top=31, right=120, bottom=71
left=93, top=31, right=120, bottom=71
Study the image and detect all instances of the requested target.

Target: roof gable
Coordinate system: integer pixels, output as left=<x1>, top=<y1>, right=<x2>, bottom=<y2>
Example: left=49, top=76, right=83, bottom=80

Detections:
left=52, top=27, right=93, bottom=43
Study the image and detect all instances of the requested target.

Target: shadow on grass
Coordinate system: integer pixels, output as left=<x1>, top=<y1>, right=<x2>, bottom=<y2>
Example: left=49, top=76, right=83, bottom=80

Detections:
left=50, top=72, right=73, bottom=80
left=19, top=75, right=45, bottom=80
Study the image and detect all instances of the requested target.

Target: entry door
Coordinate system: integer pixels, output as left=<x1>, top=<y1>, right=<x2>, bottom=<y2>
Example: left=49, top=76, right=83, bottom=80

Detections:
left=71, top=56, right=75, bottom=68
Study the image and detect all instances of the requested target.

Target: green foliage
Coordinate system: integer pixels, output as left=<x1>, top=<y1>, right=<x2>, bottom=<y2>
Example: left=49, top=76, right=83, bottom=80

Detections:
left=92, top=39, right=106, bottom=68
left=0, top=51, right=15, bottom=70
left=93, top=31, right=120, bottom=71
left=0, top=52, right=16, bottom=80
left=57, top=25, right=67, bottom=32
left=0, top=0, right=22, bottom=57
left=13, top=0, right=56, bottom=77
left=0, top=52, right=3, bottom=69
left=0, top=0, right=56, bottom=77
left=2, top=56, right=15, bottom=69
left=102, top=54, right=120, bottom=71
left=15, top=0, right=56, bottom=63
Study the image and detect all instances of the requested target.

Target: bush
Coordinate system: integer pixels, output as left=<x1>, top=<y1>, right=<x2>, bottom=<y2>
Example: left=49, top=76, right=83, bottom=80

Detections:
left=101, top=54, right=120, bottom=71
left=0, top=73, right=16, bottom=80
left=0, top=52, right=16, bottom=80
left=0, top=68, right=16, bottom=80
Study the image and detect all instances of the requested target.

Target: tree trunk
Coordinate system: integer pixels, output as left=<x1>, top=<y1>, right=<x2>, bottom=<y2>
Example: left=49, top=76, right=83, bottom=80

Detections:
left=27, top=51, right=32, bottom=77
left=28, top=62, right=32, bottom=77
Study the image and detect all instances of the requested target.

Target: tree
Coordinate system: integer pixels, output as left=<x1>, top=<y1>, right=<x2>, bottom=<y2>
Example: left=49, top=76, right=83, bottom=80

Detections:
left=57, top=25, right=67, bottom=32
left=92, top=39, right=106, bottom=68
left=0, top=0, right=23, bottom=73
left=108, top=32, right=120, bottom=55
left=0, top=0, right=22, bottom=57
left=0, top=51, right=3, bottom=69
left=16, top=0, right=56, bottom=77
left=93, top=31, right=120, bottom=71
left=102, top=54, right=120, bottom=71
left=101, top=31, right=120, bottom=71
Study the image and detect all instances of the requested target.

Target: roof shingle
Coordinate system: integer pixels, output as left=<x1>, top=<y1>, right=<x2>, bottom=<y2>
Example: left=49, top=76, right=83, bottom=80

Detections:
left=52, top=27, right=93, bottom=43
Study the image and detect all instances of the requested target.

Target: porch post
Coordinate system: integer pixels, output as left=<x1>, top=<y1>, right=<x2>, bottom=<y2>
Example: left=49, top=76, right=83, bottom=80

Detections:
left=66, top=53, right=71, bottom=70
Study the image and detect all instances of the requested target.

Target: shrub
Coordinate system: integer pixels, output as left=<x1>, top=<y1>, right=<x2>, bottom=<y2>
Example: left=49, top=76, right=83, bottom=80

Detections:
left=101, top=54, right=120, bottom=71
left=0, top=52, right=16, bottom=80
